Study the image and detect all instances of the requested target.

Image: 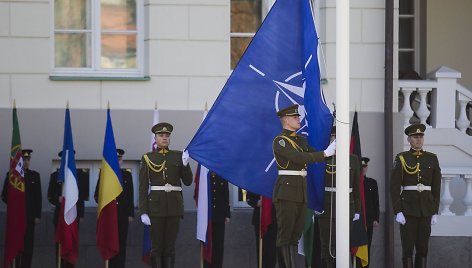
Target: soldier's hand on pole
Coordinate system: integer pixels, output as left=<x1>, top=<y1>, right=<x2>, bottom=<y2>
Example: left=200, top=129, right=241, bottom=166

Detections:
left=141, top=214, right=151, bottom=225
left=352, top=213, right=360, bottom=221
left=395, top=212, right=406, bottom=225
left=431, top=214, right=438, bottom=225
left=324, top=139, right=336, bottom=157
left=182, top=150, right=190, bottom=166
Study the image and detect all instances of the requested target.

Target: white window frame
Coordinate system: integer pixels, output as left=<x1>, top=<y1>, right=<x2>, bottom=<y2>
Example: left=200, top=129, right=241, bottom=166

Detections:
left=230, top=0, right=274, bottom=71
left=50, top=0, right=146, bottom=78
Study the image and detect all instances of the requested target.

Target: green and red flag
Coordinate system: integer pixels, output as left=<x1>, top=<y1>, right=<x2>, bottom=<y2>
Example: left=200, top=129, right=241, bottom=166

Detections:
left=3, top=105, right=27, bottom=267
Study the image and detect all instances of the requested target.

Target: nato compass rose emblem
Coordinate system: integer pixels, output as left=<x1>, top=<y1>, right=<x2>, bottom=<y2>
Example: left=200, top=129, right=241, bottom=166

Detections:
left=247, top=61, right=313, bottom=172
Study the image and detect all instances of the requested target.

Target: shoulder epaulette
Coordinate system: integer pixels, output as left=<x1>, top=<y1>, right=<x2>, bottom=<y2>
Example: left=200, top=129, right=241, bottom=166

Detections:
left=422, top=151, right=437, bottom=156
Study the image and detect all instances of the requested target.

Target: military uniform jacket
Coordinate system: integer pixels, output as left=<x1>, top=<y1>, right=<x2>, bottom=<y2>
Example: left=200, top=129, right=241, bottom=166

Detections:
left=209, top=172, right=231, bottom=221
left=319, top=155, right=361, bottom=219
left=2, top=169, right=42, bottom=222
left=139, top=148, right=193, bottom=217
left=390, top=149, right=441, bottom=217
left=47, top=170, right=85, bottom=226
left=272, top=129, right=325, bottom=203
left=95, top=169, right=135, bottom=218
left=364, top=176, right=379, bottom=226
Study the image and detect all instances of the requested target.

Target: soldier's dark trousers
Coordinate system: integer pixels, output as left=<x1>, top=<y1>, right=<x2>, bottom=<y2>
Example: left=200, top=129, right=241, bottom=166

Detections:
left=109, top=215, right=129, bottom=268
left=318, top=217, right=336, bottom=260
left=402, top=257, right=413, bottom=268
left=280, top=246, right=292, bottom=268
left=400, top=215, right=431, bottom=259
left=274, top=200, right=306, bottom=246
left=321, top=257, right=335, bottom=268
left=203, top=219, right=226, bottom=268
left=15, top=221, right=35, bottom=268
left=150, top=216, right=181, bottom=257
left=151, top=256, right=162, bottom=268
left=305, top=218, right=322, bottom=268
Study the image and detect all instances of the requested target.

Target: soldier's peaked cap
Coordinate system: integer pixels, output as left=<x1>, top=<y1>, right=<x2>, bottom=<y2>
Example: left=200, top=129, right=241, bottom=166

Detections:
left=152, top=122, right=173, bottom=134
left=22, top=149, right=33, bottom=158
left=404, top=123, right=426, bottom=136
left=117, top=149, right=125, bottom=157
left=361, top=157, right=370, bottom=166
left=277, top=104, right=300, bottom=117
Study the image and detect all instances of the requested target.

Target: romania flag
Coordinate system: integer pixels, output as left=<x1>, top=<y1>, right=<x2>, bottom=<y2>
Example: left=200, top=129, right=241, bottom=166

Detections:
left=96, top=108, right=123, bottom=260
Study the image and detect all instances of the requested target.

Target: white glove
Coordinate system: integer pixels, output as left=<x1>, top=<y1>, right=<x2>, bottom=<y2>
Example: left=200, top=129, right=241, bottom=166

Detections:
left=431, top=214, right=438, bottom=225
left=353, top=213, right=360, bottom=221
left=324, top=139, right=336, bottom=157
left=141, top=214, right=151, bottom=226
left=182, top=150, right=189, bottom=166
left=395, top=212, right=406, bottom=225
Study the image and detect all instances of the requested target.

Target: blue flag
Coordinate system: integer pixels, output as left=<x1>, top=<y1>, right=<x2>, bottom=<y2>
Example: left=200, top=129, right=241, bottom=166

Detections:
left=186, top=0, right=332, bottom=212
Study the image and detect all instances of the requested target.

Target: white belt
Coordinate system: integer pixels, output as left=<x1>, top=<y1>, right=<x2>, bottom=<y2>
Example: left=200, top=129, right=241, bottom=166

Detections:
left=402, top=183, right=431, bottom=192
left=279, top=170, right=307, bottom=176
left=150, top=183, right=182, bottom=192
left=325, top=187, right=352, bottom=193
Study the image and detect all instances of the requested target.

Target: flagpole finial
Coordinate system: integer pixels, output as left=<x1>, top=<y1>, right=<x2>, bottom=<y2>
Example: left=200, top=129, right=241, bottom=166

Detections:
left=205, top=102, right=208, bottom=111
left=155, top=100, right=158, bottom=110
left=13, top=99, right=16, bottom=108
left=107, top=101, right=110, bottom=110
left=66, top=100, right=69, bottom=109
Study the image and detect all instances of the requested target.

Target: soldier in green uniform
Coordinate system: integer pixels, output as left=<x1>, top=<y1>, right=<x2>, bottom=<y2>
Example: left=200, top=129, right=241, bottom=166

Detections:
left=139, top=122, right=193, bottom=268
left=272, top=104, right=336, bottom=268
left=390, top=123, right=441, bottom=268
left=318, top=128, right=361, bottom=268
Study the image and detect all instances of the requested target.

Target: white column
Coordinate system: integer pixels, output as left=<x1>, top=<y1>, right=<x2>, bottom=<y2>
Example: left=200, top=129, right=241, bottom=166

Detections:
left=335, top=0, right=349, bottom=267
left=440, top=175, right=456, bottom=216
left=400, top=87, right=415, bottom=126
left=456, top=93, right=471, bottom=132
left=416, top=88, right=431, bottom=126
left=463, top=175, right=472, bottom=216
left=429, top=66, right=461, bottom=128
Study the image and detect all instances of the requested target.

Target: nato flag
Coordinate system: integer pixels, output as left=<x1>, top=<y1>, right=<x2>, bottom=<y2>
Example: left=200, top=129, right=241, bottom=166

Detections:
left=186, top=0, right=332, bottom=212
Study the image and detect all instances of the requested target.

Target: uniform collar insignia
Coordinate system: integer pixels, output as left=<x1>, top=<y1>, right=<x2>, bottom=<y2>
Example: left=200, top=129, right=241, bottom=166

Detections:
left=410, top=149, right=423, bottom=156
left=158, top=148, right=169, bottom=154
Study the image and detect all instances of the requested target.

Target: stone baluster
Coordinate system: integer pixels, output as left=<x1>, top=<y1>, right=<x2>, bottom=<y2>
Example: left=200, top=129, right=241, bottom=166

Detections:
left=416, top=88, right=431, bottom=126
left=463, top=175, right=472, bottom=216
left=440, top=175, right=456, bottom=216
left=429, top=66, right=461, bottom=128
left=456, top=93, right=471, bottom=132
left=400, top=87, right=415, bottom=126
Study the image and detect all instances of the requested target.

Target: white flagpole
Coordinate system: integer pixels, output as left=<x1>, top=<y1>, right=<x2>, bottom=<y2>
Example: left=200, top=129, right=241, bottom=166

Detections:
left=336, top=0, right=350, bottom=267
left=151, top=102, right=159, bottom=151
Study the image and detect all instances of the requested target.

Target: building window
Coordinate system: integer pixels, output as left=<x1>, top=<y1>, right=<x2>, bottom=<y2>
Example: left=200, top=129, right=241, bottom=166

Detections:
left=231, top=0, right=275, bottom=70
left=398, top=0, right=425, bottom=79
left=52, top=0, right=145, bottom=78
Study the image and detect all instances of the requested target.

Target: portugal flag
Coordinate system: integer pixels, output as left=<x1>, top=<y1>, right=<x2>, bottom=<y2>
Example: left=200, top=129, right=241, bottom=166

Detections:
left=3, top=104, right=27, bottom=268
